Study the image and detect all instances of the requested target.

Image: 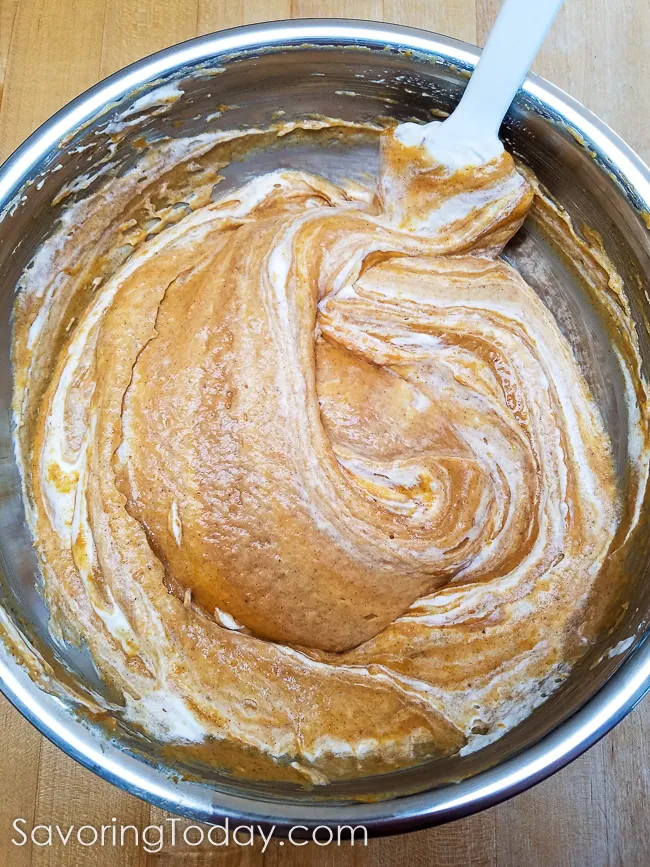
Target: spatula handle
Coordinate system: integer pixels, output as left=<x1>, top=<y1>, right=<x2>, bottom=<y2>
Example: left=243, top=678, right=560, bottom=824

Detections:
left=445, top=0, right=564, bottom=141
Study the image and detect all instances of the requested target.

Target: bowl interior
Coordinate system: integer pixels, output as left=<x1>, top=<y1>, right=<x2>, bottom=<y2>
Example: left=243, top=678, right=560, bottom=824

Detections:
left=1, top=26, right=650, bottom=825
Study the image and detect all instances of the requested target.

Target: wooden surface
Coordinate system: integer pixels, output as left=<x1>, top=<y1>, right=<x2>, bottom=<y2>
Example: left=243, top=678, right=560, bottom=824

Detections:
left=1, top=1, right=649, bottom=864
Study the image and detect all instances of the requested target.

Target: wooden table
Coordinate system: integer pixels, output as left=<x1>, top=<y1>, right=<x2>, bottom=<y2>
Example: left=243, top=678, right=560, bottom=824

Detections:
left=1, top=1, right=649, bottom=864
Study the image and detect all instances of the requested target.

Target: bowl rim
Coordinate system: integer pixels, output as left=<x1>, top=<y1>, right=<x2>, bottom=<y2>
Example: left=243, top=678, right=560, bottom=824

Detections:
left=1, top=18, right=650, bottom=835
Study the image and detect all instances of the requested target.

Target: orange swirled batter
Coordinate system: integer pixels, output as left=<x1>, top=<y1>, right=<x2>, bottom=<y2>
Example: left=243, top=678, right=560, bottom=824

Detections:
left=11, top=119, right=647, bottom=782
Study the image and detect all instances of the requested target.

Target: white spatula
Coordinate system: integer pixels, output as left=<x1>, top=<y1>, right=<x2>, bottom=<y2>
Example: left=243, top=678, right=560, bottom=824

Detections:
left=395, top=0, right=565, bottom=170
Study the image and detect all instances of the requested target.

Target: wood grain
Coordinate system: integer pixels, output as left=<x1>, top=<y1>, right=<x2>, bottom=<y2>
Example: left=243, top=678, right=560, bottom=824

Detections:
left=0, top=1, right=649, bottom=864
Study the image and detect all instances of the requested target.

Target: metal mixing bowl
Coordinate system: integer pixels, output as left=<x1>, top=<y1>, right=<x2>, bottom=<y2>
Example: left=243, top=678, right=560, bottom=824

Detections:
left=1, top=20, right=650, bottom=834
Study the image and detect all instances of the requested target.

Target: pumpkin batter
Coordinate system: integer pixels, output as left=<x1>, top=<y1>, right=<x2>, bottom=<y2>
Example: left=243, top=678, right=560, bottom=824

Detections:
left=11, top=117, right=648, bottom=783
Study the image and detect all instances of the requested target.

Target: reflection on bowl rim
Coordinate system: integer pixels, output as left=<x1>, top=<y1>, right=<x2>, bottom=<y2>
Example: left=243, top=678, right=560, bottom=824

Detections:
left=1, top=19, right=650, bottom=834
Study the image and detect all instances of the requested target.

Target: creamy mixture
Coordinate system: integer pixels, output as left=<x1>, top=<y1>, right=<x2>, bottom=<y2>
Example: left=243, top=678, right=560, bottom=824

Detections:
left=11, top=114, right=649, bottom=783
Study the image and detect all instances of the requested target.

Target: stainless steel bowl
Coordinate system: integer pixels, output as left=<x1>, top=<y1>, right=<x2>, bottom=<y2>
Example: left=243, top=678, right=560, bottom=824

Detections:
left=1, top=20, right=650, bottom=834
